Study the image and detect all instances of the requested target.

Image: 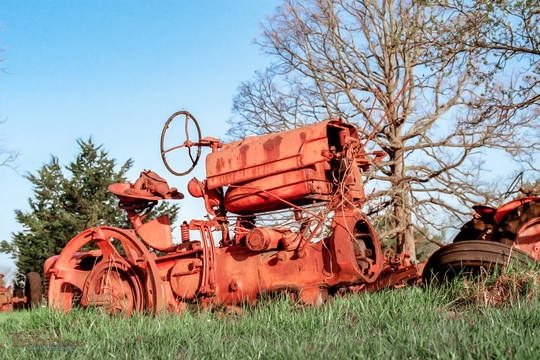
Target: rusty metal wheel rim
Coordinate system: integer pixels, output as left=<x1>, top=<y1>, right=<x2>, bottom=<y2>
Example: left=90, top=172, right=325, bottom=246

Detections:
left=48, top=227, right=164, bottom=314
left=81, top=258, right=144, bottom=315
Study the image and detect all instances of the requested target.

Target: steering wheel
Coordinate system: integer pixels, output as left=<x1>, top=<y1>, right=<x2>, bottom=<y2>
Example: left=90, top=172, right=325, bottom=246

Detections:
left=160, top=111, right=202, bottom=176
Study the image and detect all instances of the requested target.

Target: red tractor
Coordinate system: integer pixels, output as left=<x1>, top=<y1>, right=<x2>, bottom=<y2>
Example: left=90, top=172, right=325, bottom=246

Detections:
left=423, top=182, right=539, bottom=282
left=0, top=272, right=42, bottom=312
left=0, top=274, right=13, bottom=312
left=44, top=112, right=421, bottom=314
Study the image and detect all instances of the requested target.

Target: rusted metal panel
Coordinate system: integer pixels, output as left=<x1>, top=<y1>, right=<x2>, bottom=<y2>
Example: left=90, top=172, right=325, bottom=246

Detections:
left=205, top=120, right=357, bottom=189
left=223, top=164, right=332, bottom=214
left=493, top=197, right=540, bottom=223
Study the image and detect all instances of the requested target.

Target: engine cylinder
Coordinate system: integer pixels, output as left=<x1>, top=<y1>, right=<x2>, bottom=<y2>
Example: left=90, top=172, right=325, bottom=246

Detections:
left=246, top=228, right=285, bottom=252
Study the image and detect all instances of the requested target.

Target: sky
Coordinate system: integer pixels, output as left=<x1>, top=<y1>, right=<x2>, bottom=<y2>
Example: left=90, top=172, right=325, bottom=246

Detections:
left=0, top=0, right=280, bottom=283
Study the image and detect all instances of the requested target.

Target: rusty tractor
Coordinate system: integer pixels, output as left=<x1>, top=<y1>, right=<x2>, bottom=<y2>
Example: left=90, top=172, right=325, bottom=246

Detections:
left=44, top=112, right=424, bottom=314
left=0, top=272, right=42, bottom=312
left=423, top=189, right=540, bottom=283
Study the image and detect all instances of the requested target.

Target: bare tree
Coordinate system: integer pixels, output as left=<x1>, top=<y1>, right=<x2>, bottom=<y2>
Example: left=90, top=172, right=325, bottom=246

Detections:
left=425, top=0, right=539, bottom=168
left=427, top=0, right=538, bottom=109
left=0, top=120, right=17, bottom=169
left=0, top=148, right=17, bottom=168
left=0, top=33, right=17, bottom=169
left=228, top=0, right=539, bottom=260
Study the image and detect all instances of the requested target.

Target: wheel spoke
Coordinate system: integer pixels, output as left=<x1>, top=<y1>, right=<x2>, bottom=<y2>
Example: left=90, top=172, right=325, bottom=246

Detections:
left=95, top=237, right=121, bottom=258
left=188, top=147, right=195, bottom=164
left=163, top=144, right=187, bottom=154
left=118, top=238, right=142, bottom=266
left=185, top=113, right=190, bottom=143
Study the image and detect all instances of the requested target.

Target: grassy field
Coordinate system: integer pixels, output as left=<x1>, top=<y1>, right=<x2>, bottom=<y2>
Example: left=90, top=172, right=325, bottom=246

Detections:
left=0, top=280, right=539, bottom=360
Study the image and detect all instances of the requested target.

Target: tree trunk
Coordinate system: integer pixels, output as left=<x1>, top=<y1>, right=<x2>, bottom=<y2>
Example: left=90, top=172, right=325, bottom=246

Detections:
left=390, top=138, right=417, bottom=262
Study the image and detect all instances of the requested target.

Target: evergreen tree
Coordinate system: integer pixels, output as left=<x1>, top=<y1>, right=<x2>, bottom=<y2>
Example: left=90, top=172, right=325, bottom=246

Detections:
left=1, top=138, right=179, bottom=284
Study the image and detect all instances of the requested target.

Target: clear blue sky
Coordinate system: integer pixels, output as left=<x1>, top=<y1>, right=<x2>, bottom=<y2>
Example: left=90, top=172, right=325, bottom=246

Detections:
left=0, top=0, right=279, bottom=281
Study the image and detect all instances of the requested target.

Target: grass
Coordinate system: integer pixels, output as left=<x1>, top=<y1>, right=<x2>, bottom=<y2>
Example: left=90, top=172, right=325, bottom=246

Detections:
left=0, top=281, right=539, bottom=360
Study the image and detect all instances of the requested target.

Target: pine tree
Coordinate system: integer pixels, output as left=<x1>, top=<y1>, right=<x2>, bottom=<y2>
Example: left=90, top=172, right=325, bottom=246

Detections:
left=1, top=138, right=179, bottom=284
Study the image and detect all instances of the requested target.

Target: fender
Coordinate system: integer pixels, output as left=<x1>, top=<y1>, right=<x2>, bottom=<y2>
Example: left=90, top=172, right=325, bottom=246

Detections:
left=494, top=197, right=540, bottom=224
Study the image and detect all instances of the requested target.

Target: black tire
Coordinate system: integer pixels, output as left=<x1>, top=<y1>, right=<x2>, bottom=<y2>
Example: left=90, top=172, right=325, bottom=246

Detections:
left=494, top=200, right=540, bottom=244
left=422, top=240, right=537, bottom=285
left=25, top=272, right=43, bottom=307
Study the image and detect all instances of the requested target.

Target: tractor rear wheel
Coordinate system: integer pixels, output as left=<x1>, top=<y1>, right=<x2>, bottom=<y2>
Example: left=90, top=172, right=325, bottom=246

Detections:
left=47, top=227, right=164, bottom=314
left=422, top=240, right=537, bottom=285
left=25, top=272, right=43, bottom=307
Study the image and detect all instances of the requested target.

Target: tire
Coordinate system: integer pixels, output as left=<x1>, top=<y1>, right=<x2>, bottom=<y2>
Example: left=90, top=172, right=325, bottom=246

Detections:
left=422, top=240, right=538, bottom=285
left=495, top=200, right=540, bottom=244
left=25, top=272, right=43, bottom=307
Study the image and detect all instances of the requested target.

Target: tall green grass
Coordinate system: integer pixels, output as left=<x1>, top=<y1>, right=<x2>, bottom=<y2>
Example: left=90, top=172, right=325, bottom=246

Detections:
left=0, top=283, right=538, bottom=359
